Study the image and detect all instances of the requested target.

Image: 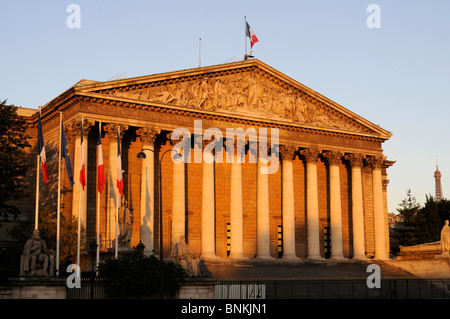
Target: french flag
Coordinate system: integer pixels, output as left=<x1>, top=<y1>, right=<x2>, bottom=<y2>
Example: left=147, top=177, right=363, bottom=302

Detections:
left=79, top=121, right=86, bottom=191
left=116, top=129, right=123, bottom=197
left=246, top=21, right=259, bottom=48
left=37, top=111, right=49, bottom=184
left=97, top=127, right=105, bottom=194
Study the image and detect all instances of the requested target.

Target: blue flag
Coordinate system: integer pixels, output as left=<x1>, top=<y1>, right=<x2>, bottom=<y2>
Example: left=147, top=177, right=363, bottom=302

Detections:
left=61, top=124, right=74, bottom=186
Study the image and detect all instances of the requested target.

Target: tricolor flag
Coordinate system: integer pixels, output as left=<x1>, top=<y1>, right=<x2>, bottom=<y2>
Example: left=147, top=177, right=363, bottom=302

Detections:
left=246, top=21, right=259, bottom=48
left=79, top=121, right=86, bottom=190
left=37, top=111, right=49, bottom=184
left=61, top=123, right=74, bottom=187
left=116, top=129, right=124, bottom=197
left=97, top=127, right=105, bottom=193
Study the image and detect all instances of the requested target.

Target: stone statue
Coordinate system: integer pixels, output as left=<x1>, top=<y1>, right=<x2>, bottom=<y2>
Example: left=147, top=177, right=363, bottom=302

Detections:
left=118, top=198, right=133, bottom=247
left=441, top=220, right=450, bottom=255
left=20, top=229, right=54, bottom=276
left=170, top=236, right=201, bottom=277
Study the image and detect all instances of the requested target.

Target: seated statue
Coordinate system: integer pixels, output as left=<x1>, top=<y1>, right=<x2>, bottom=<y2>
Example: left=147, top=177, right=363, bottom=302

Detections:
left=170, top=236, right=201, bottom=277
left=20, top=229, right=54, bottom=277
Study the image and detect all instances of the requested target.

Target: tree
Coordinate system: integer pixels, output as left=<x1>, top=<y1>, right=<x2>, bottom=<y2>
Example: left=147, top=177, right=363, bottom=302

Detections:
left=416, top=195, right=450, bottom=243
left=0, top=99, right=31, bottom=219
left=391, top=189, right=450, bottom=255
left=98, top=249, right=186, bottom=299
left=390, top=189, right=421, bottom=253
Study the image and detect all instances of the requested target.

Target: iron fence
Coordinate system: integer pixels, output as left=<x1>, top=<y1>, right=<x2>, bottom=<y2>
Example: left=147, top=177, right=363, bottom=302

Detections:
left=214, top=278, right=450, bottom=299
left=67, top=277, right=450, bottom=299
left=66, top=276, right=169, bottom=299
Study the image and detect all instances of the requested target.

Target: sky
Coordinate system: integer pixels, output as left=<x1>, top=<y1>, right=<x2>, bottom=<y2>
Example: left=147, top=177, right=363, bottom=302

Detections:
left=1, top=0, right=450, bottom=212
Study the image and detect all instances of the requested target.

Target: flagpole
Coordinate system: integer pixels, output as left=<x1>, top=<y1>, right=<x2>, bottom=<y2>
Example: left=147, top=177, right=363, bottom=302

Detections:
left=35, top=107, right=42, bottom=230
left=56, top=112, right=62, bottom=277
left=244, top=15, right=248, bottom=57
left=35, top=155, right=40, bottom=230
left=77, top=117, right=83, bottom=268
left=115, top=126, right=120, bottom=259
left=96, top=121, right=101, bottom=274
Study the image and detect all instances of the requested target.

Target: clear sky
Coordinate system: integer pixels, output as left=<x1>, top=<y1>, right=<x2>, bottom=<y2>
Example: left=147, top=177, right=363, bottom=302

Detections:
left=1, top=0, right=449, bottom=212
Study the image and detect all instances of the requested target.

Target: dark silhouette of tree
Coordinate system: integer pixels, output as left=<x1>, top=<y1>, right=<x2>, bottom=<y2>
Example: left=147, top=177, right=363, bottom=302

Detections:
left=0, top=99, right=31, bottom=219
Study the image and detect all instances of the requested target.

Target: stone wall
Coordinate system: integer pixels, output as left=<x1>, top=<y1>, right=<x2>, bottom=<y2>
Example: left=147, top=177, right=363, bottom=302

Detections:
left=385, top=258, right=450, bottom=278
left=0, top=278, right=215, bottom=299
left=1, top=278, right=67, bottom=299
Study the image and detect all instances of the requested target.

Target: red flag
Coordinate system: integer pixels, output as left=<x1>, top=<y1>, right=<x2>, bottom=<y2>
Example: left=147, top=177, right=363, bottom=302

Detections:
left=97, top=127, right=105, bottom=193
left=116, top=128, right=123, bottom=197
left=37, top=111, right=49, bottom=183
left=80, top=121, right=86, bottom=190
left=246, top=21, right=259, bottom=48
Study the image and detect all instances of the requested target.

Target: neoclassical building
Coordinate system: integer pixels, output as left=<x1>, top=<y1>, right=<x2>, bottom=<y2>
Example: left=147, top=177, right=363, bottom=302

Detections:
left=18, top=59, right=393, bottom=265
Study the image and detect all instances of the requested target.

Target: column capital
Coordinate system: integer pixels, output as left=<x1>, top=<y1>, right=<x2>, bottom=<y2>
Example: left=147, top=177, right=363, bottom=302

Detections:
left=137, top=127, right=160, bottom=144
left=67, top=118, right=94, bottom=138
left=382, top=179, right=389, bottom=191
left=366, top=155, right=384, bottom=169
left=104, top=123, right=128, bottom=139
left=64, top=123, right=75, bottom=143
left=322, top=151, right=343, bottom=166
left=345, top=153, right=365, bottom=167
left=280, top=145, right=297, bottom=161
left=300, top=148, right=321, bottom=163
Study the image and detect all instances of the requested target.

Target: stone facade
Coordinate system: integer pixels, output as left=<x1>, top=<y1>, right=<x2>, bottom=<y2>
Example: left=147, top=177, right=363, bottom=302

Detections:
left=16, top=59, right=393, bottom=268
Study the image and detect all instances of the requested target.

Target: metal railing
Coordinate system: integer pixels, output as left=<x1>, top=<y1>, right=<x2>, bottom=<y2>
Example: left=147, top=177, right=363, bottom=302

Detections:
left=214, top=278, right=450, bottom=299
left=66, top=276, right=169, bottom=299
left=67, top=277, right=450, bottom=299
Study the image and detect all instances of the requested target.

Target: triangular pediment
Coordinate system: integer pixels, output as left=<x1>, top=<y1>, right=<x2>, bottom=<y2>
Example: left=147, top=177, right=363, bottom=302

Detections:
left=75, top=60, right=391, bottom=139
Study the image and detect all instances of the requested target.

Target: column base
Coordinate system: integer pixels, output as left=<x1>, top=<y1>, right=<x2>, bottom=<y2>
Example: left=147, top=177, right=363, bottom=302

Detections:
left=352, top=254, right=367, bottom=260
left=228, top=253, right=248, bottom=261
left=330, top=255, right=347, bottom=261
left=306, top=254, right=323, bottom=260
left=281, top=254, right=299, bottom=260
left=255, top=254, right=274, bottom=260
left=200, top=253, right=221, bottom=261
left=374, top=255, right=388, bottom=261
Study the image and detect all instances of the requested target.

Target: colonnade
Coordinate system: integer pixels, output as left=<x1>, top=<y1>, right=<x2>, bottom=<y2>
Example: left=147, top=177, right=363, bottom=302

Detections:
left=67, top=121, right=388, bottom=261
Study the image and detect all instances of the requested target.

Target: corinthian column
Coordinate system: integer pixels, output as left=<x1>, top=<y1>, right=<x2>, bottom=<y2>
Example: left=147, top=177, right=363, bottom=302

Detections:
left=201, top=138, right=218, bottom=259
left=367, top=155, right=387, bottom=260
left=137, top=127, right=160, bottom=255
left=68, top=118, right=93, bottom=247
left=280, top=145, right=298, bottom=259
left=323, top=151, right=346, bottom=260
left=255, top=147, right=273, bottom=259
left=104, top=123, right=128, bottom=249
left=228, top=137, right=246, bottom=259
left=301, top=148, right=322, bottom=259
left=170, top=134, right=186, bottom=246
left=345, top=153, right=366, bottom=260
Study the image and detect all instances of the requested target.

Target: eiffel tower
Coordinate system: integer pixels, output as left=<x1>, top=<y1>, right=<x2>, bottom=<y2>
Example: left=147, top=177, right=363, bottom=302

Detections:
left=435, top=160, right=443, bottom=202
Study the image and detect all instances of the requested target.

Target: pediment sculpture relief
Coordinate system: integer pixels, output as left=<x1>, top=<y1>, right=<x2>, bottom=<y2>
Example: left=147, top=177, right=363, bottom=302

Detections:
left=107, top=72, right=362, bottom=133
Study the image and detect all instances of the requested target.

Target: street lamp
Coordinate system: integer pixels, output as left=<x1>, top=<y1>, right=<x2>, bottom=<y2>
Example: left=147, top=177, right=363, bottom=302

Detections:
left=88, top=238, right=98, bottom=299
left=137, top=146, right=181, bottom=299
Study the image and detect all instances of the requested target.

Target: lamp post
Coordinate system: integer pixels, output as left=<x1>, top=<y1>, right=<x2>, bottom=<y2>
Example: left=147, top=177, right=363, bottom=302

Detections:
left=137, top=147, right=181, bottom=299
left=88, top=238, right=98, bottom=299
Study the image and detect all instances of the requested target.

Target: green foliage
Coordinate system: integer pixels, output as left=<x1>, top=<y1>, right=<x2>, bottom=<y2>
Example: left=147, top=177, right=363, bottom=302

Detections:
left=98, top=249, right=186, bottom=299
left=0, top=99, right=31, bottom=219
left=391, top=189, right=450, bottom=254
